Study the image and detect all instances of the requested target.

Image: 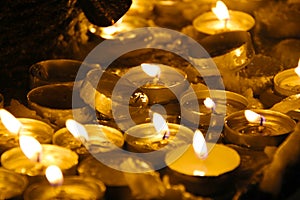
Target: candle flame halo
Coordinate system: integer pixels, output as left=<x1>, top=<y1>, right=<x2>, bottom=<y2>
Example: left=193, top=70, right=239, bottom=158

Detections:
left=212, top=1, right=230, bottom=21
left=152, top=112, right=170, bottom=139
left=65, top=119, right=89, bottom=142
left=294, top=58, right=300, bottom=77
left=46, top=165, right=64, bottom=186
left=19, top=135, right=42, bottom=162
left=193, top=130, right=208, bottom=160
left=141, top=63, right=161, bottom=78
left=0, top=109, right=22, bottom=135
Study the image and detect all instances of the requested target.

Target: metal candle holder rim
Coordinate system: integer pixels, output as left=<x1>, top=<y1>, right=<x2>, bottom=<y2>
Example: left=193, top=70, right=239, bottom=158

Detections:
left=274, top=68, right=299, bottom=97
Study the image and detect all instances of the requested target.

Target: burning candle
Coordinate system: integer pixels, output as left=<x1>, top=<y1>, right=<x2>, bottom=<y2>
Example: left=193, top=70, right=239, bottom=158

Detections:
left=1, top=140, right=78, bottom=176
left=181, top=90, right=248, bottom=128
left=53, top=120, right=124, bottom=159
left=165, top=130, right=240, bottom=196
left=274, top=59, right=300, bottom=97
left=123, top=63, right=188, bottom=104
left=0, top=167, right=28, bottom=199
left=24, top=165, right=106, bottom=200
left=124, top=113, right=194, bottom=153
left=224, top=109, right=296, bottom=150
left=0, top=109, right=53, bottom=154
left=193, top=1, right=255, bottom=35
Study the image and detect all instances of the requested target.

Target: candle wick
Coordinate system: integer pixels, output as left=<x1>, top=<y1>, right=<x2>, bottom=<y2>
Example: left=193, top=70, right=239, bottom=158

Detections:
left=224, top=18, right=229, bottom=30
left=258, top=116, right=265, bottom=133
left=153, top=76, right=159, bottom=85
left=162, top=130, right=170, bottom=140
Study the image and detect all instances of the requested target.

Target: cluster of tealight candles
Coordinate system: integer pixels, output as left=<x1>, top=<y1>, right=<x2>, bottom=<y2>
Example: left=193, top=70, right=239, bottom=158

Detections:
left=1, top=0, right=299, bottom=199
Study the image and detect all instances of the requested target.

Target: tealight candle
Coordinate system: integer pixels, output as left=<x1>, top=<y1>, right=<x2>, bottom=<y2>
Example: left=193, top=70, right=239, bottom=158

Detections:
left=53, top=122, right=124, bottom=159
left=0, top=167, right=28, bottom=199
left=122, top=63, right=188, bottom=105
left=274, top=59, right=300, bottom=97
left=24, top=166, right=106, bottom=200
left=199, top=31, right=255, bottom=72
left=224, top=109, right=296, bottom=149
left=29, top=59, right=96, bottom=89
left=27, top=83, right=92, bottom=129
left=165, top=130, right=240, bottom=196
left=0, top=115, right=53, bottom=155
left=181, top=90, right=248, bottom=128
left=124, top=113, right=194, bottom=153
left=193, top=1, right=255, bottom=35
left=1, top=144, right=78, bottom=176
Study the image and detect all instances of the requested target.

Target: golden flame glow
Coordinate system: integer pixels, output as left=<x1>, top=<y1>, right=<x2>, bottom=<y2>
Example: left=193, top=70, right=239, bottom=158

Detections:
left=0, top=109, right=22, bottom=135
left=19, top=136, right=42, bottom=162
left=46, top=165, right=64, bottom=186
left=193, top=130, right=208, bottom=160
left=152, top=112, right=169, bottom=139
left=204, top=97, right=215, bottom=109
left=101, top=17, right=123, bottom=36
left=244, top=110, right=262, bottom=123
left=212, top=1, right=230, bottom=21
left=65, top=119, right=89, bottom=141
left=294, top=58, right=300, bottom=76
left=141, top=63, right=161, bottom=78
left=193, top=170, right=206, bottom=176
left=235, top=48, right=242, bottom=57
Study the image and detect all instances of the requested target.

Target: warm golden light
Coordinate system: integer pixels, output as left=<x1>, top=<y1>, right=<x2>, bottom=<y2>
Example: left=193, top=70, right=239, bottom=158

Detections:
left=141, top=63, right=161, bottom=78
left=101, top=17, right=123, bottom=36
left=193, top=170, right=206, bottom=176
left=152, top=112, right=170, bottom=139
left=193, top=130, right=208, bottom=160
left=244, top=110, right=263, bottom=123
left=0, top=109, right=22, bottom=135
left=294, top=58, right=300, bottom=76
left=65, top=119, right=89, bottom=142
left=46, top=165, right=64, bottom=186
left=19, top=135, right=42, bottom=162
left=212, top=1, right=230, bottom=21
left=204, top=97, right=215, bottom=110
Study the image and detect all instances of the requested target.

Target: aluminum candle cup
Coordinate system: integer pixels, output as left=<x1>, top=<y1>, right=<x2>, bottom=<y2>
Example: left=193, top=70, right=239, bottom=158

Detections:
left=124, top=64, right=189, bottom=105
left=198, top=31, right=255, bottom=72
left=0, top=167, right=28, bottom=199
left=181, top=90, right=248, bottom=128
left=124, top=123, right=194, bottom=153
left=193, top=10, right=255, bottom=35
left=27, top=83, right=92, bottom=129
left=274, top=68, right=300, bottom=97
left=0, top=118, right=53, bottom=155
left=24, top=176, right=106, bottom=200
left=1, top=144, right=78, bottom=176
left=165, top=144, right=240, bottom=196
left=53, top=124, right=124, bottom=159
left=224, top=109, right=296, bottom=150
left=29, top=59, right=97, bottom=89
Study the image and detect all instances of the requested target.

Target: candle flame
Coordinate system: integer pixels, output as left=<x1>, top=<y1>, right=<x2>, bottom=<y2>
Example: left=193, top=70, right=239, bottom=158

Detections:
left=212, top=1, right=230, bottom=21
left=65, top=119, right=89, bottom=142
left=193, top=170, right=206, bottom=176
left=244, top=110, right=264, bottom=124
left=0, top=109, right=22, bottom=135
left=46, top=165, right=64, bottom=186
left=294, top=58, right=300, bottom=77
left=152, top=112, right=170, bottom=139
left=204, top=97, right=215, bottom=110
left=193, top=130, right=208, bottom=160
left=141, top=63, right=161, bottom=78
left=19, top=135, right=42, bottom=162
